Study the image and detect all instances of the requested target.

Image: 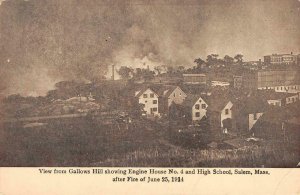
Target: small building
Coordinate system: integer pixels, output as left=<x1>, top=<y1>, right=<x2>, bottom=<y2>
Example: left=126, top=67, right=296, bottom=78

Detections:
left=257, top=90, right=299, bottom=106
left=274, top=85, right=300, bottom=93
left=135, top=87, right=159, bottom=116
left=285, top=93, right=299, bottom=105
left=151, top=74, right=183, bottom=84
left=252, top=102, right=300, bottom=144
left=207, top=94, right=234, bottom=138
left=183, top=74, right=206, bottom=84
left=234, top=97, right=268, bottom=135
left=211, top=81, right=230, bottom=87
left=181, top=94, right=208, bottom=124
left=156, top=85, right=187, bottom=115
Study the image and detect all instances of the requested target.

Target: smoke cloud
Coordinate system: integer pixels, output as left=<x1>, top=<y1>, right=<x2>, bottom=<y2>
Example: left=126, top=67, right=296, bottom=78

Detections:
left=0, top=0, right=299, bottom=96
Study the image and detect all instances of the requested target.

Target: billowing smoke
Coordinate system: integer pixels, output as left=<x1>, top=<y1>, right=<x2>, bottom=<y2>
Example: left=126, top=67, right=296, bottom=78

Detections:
left=0, top=0, right=299, bottom=96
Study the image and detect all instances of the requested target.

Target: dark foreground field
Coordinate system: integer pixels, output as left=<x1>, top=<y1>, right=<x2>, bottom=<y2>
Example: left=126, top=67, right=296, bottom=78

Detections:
left=0, top=117, right=298, bottom=167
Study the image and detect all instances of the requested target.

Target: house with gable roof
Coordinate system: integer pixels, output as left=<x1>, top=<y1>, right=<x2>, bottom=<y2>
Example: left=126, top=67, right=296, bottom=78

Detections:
left=207, top=92, right=233, bottom=138
left=134, top=87, right=159, bottom=116
left=181, top=94, right=208, bottom=124
left=156, top=85, right=187, bottom=115
left=233, top=97, right=268, bottom=135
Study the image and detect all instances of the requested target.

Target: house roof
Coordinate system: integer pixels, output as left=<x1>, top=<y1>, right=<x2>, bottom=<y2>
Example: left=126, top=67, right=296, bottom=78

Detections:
left=182, top=94, right=202, bottom=108
left=251, top=101, right=300, bottom=131
left=156, top=85, right=179, bottom=98
left=234, top=97, right=268, bottom=114
left=206, top=92, right=231, bottom=112
left=258, top=102, right=300, bottom=123
left=145, top=84, right=186, bottom=98
left=257, top=90, right=297, bottom=100
left=134, top=86, right=158, bottom=98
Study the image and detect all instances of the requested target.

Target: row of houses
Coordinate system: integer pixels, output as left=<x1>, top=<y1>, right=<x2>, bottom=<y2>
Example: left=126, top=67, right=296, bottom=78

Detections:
left=133, top=84, right=300, bottom=139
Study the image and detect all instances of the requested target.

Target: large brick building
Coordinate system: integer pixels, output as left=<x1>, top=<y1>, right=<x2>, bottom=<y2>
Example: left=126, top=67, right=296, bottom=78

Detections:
left=242, top=70, right=300, bottom=93
left=264, top=53, right=299, bottom=66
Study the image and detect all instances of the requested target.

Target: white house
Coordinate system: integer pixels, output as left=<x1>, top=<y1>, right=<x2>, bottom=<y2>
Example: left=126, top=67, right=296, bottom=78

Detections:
left=208, top=96, right=234, bottom=135
left=267, top=99, right=282, bottom=106
left=220, top=101, right=233, bottom=130
left=135, top=87, right=159, bottom=116
left=156, top=85, right=187, bottom=114
left=258, top=90, right=299, bottom=106
left=182, top=95, right=208, bottom=123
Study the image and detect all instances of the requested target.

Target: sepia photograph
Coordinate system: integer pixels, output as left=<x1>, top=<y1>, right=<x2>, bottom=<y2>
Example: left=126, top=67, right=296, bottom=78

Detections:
left=0, top=0, right=299, bottom=168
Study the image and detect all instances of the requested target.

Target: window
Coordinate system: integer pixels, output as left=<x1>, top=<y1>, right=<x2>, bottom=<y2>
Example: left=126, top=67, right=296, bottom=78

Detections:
left=143, top=94, right=147, bottom=98
left=152, top=107, right=157, bottom=112
left=225, top=109, right=229, bottom=115
left=174, top=93, right=175, bottom=97
left=195, top=112, right=200, bottom=117
left=150, top=93, right=154, bottom=98
left=179, top=93, right=182, bottom=96
left=195, top=104, right=200, bottom=110
left=153, top=100, right=157, bottom=104
left=202, top=104, right=206, bottom=109
left=254, top=113, right=257, bottom=120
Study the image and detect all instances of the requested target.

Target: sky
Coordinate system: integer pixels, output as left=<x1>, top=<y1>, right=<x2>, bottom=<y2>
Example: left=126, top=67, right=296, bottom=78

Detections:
left=0, top=0, right=299, bottom=96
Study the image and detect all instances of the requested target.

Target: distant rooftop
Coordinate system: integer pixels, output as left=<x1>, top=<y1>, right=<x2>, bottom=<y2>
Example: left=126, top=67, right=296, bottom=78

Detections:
left=264, top=52, right=298, bottom=56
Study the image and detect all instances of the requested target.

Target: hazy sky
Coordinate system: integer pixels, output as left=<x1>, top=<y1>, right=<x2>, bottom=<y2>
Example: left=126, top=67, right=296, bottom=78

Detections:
left=0, top=0, right=299, bottom=96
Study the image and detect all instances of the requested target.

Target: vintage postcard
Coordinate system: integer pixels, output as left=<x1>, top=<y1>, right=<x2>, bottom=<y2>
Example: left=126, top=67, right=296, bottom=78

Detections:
left=0, top=0, right=299, bottom=194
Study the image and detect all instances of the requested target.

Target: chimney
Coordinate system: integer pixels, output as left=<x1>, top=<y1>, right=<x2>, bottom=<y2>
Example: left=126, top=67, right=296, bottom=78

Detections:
left=111, top=65, right=115, bottom=80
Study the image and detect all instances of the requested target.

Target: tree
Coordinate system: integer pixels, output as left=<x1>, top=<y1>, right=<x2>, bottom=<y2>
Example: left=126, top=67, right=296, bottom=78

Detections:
left=224, top=55, right=234, bottom=66
left=129, top=101, right=145, bottom=118
left=234, top=54, right=243, bottom=64
left=154, top=66, right=163, bottom=75
left=194, top=58, right=205, bottom=67
left=166, top=66, right=175, bottom=74
left=206, top=54, right=219, bottom=67
left=141, top=69, right=155, bottom=81
left=178, top=66, right=185, bottom=73
left=117, top=66, right=133, bottom=80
